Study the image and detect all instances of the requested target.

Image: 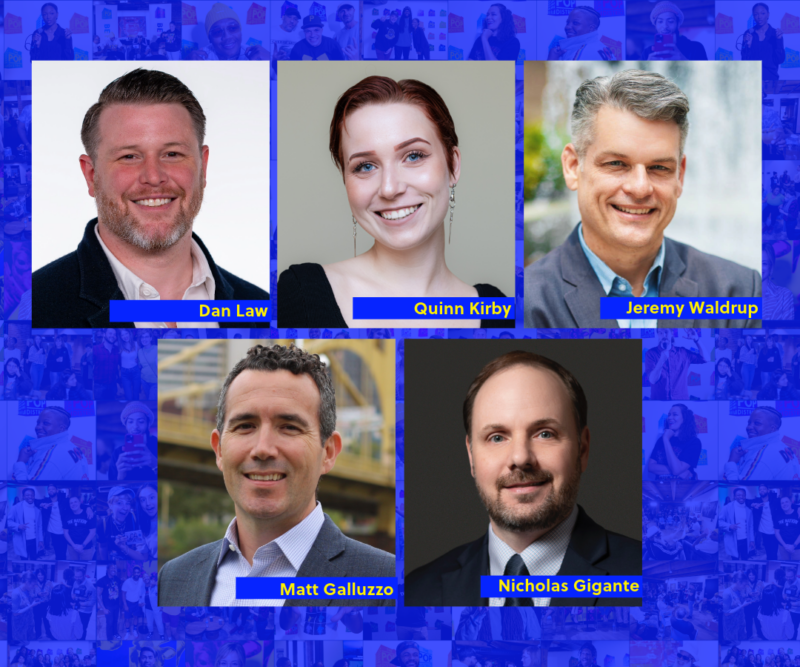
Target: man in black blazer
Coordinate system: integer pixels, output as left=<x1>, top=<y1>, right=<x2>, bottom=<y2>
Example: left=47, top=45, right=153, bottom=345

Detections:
left=405, top=350, right=640, bottom=606
left=32, top=68, right=268, bottom=328
left=524, top=70, right=760, bottom=329
left=158, top=344, right=394, bottom=606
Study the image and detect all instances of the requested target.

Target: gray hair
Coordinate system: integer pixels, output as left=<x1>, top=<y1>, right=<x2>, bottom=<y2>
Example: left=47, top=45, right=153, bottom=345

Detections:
left=571, top=69, right=690, bottom=160
left=216, top=344, right=337, bottom=445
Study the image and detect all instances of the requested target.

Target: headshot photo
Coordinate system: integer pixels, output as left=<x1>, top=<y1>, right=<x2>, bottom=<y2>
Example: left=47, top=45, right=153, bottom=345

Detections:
left=523, top=62, right=762, bottom=328
left=277, top=61, right=515, bottom=330
left=403, top=339, right=642, bottom=606
left=30, top=61, right=271, bottom=328
left=625, top=1, right=714, bottom=61
left=158, top=341, right=395, bottom=606
left=536, top=1, right=626, bottom=61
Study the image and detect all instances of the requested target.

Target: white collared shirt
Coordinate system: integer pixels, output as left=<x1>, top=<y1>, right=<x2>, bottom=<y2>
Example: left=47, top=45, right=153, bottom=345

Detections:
left=94, top=224, right=219, bottom=329
left=209, top=502, right=326, bottom=607
left=488, top=505, right=579, bottom=607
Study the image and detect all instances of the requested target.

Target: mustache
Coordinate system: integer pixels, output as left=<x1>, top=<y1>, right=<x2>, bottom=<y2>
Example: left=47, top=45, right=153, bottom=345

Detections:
left=496, top=469, right=554, bottom=491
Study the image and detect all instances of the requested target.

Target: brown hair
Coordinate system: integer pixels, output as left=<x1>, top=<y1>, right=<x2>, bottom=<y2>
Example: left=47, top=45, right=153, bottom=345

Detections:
left=463, top=351, right=588, bottom=439
left=81, top=68, right=206, bottom=160
left=329, top=75, right=459, bottom=177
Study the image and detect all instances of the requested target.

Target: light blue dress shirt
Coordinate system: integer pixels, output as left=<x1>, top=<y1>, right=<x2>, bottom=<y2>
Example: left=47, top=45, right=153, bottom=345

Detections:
left=577, top=223, right=666, bottom=328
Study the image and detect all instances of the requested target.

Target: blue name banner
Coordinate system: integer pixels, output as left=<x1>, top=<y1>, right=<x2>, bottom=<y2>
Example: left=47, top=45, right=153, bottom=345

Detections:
left=599, top=297, right=761, bottom=320
left=481, top=575, right=643, bottom=598
left=110, top=300, right=270, bottom=322
left=353, top=297, right=514, bottom=319
left=236, top=577, right=398, bottom=599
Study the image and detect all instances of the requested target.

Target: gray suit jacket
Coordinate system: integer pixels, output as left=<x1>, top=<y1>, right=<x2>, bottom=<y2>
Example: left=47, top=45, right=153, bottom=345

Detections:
left=524, top=225, right=762, bottom=329
left=158, top=514, right=395, bottom=607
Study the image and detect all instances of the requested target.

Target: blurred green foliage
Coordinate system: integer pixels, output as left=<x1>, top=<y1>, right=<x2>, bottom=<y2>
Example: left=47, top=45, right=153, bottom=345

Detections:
left=523, top=122, right=568, bottom=201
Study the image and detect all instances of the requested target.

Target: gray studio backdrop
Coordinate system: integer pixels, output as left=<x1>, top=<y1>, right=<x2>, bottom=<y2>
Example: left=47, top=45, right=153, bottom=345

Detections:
left=277, top=61, right=515, bottom=296
left=403, top=339, right=643, bottom=575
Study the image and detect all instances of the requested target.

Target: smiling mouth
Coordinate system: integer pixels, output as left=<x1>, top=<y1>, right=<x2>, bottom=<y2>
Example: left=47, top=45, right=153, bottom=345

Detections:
left=612, top=204, right=656, bottom=215
left=133, top=197, right=176, bottom=207
left=245, top=473, right=286, bottom=481
left=377, top=204, right=421, bottom=221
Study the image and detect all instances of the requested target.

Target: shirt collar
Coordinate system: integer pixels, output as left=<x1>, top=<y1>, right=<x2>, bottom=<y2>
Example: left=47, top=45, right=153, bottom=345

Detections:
left=94, top=223, right=215, bottom=301
left=577, top=222, right=665, bottom=297
left=218, top=502, right=326, bottom=571
left=488, top=505, right=579, bottom=576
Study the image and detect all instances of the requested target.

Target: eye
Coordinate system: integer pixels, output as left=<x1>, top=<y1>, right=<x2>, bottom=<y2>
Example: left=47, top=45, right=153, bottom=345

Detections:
left=605, top=160, right=625, bottom=167
left=405, top=150, right=428, bottom=163
left=353, top=161, right=376, bottom=174
left=488, top=434, right=505, bottom=444
left=537, top=431, right=555, bottom=439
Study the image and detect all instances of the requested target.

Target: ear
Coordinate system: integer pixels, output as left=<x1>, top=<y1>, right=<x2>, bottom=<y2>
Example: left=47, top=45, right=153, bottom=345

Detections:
left=79, top=155, right=96, bottom=197
left=320, top=431, right=343, bottom=475
left=465, top=434, right=475, bottom=478
left=450, top=146, right=462, bottom=187
left=676, top=153, right=686, bottom=197
left=561, top=143, right=580, bottom=192
left=579, top=426, right=591, bottom=474
left=211, top=428, right=224, bottom=473
left=200, top=145, right=210, bottom=188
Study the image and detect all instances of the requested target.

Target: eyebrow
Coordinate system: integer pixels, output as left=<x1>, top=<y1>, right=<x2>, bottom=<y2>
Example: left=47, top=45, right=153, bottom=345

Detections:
left=595, top=151, right=678, bottom=165
left=226, top=412, right=311, bottom=429
left=347, top=137, right=431, bottom=163
left=111, top=141, right=192, bottom=152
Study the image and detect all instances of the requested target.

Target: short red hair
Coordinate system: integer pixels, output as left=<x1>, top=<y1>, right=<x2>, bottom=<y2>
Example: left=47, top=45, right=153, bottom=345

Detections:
left=329, top=75, right=459, bottom=177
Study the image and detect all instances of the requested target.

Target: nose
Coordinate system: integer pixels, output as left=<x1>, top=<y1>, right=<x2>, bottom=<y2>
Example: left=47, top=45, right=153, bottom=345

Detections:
left=379, top=162, right=407, bottom=201
left=139, top=154, right=168, bottom=188
left=250, top=423, right=280, bottom=461
left=507, top=431, right=538, bottom=470
left=622, top=165, right=654, bottom=200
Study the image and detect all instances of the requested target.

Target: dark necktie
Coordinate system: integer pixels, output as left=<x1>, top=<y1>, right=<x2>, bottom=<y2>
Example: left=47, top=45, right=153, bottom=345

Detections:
left=503, top=554, right=533, bottom=607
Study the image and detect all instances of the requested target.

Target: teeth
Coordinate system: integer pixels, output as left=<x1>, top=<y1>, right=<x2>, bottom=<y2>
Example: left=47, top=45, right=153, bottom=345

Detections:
left=248, top=473, right=284, bottom=481
left=378, top=205, right=420, bottom=221
left=615, top=206, right=652, bottom=215
left=135, top=198, right=172, bottom=207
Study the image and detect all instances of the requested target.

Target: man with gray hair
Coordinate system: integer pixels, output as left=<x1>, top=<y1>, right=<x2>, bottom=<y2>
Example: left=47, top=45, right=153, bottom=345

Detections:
left=32, top=68, right=269, bottom=328
left=158, top=344, right=394, bottom=607
left=525, top=69, right=760, bottom=328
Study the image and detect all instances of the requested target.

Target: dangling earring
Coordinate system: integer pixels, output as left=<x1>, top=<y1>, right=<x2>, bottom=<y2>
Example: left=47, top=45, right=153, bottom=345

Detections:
left=448, top=184, right=456, bottom=244
left=352, top=216, right=357, bottom=257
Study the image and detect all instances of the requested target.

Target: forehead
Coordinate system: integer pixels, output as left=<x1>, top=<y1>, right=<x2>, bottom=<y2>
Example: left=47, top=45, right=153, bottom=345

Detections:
left=96, top=103, right=198, bottom=153
left=224, top=369, right=321, bottom=423
left=472, top=365, right=575, bottom=431
left=586, top=106, right=681, bottom=161
left=342, top=103, right=440, bottom=155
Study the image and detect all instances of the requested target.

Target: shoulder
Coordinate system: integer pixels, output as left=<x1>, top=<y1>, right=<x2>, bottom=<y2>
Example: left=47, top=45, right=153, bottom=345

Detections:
left=665, top=238, right=760, bottom=296
left=33, top=250, right=81, bottom=290
left=278, top=263, right=328, bottom=290
left=338, top=534, right=395, bottom=576
left=474, top=284, right=506, bottom=298
left=160, top=540, right=221, bottom=577
left=216, top=266, right=270, bottom=299
left=405, top=536, right=483, bottom=590
left=278, top=263, right=343, bottom=327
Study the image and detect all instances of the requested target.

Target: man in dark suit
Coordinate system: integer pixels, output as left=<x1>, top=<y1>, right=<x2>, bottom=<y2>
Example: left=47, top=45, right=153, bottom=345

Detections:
left=524, top=70, right=760, bottom=329
left=32, top=68, right=268, bottom=328
left=158, top=344, right=394, bottom=606
left=405, top=350, right=640, bottom=606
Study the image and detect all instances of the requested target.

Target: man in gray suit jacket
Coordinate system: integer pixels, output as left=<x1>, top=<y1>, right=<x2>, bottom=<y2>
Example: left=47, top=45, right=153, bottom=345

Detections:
left=525, top=70, right=761, bottom=329
left=158, top=344, right=394, bottom=607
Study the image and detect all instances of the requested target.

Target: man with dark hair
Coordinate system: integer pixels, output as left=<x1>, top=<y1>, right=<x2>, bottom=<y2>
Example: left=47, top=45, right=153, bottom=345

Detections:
left=12, top=407, right=88, bottom=481
left=579, top=643, right=599, bottom=667
left=138, top=647, right=157, bottom=667
left=405, top=351, right=640, bottom=606
left=525, top=70, right=760, bottom=328
left=290, top=15, right=344, bottom=61
left=547, top=7, right=614, bottom=61
left=723, top=406, right=800, bottom=481
left=32, top=68, right=269, bottom=328
left=158, top=344, right=394, bottom=606
left=334, top=4, right=359, bottom=60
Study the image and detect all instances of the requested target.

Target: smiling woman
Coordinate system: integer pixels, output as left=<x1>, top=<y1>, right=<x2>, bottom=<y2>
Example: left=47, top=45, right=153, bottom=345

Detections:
left=278, top=75, right=513, bottom=329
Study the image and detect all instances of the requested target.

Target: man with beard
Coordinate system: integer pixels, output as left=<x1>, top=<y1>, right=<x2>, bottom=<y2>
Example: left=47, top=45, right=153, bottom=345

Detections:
left=546, top=7, right=615, bottom=61
left=723, top=406, right=800, bottom=481
left=32, top=68, right=269, bottom=328
left=405, top=351, right=640, bottom=606
left=11, top=407, right=89, bottom=481
left=391, top=642, right=421, bottom=667
left=578, top=644, right=599, bottom=667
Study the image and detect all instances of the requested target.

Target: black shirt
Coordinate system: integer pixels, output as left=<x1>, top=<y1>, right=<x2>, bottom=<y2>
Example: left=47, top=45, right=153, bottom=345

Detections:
left=741, top=25, right=786, bottom=81
left=776, top=511, right=800, bottom=545
left=278, top=263, right=514, bottom=328
left=642, top=35, right=707, bottom=61
left=468, top=35, right=520, bottom=61
left=289, top=37, right=343, bottom=61
left=96, top=576, right=121, bottom=608
left=648, top=435, right=702, bottom=475
left=64, top=510, right=96, bottom=545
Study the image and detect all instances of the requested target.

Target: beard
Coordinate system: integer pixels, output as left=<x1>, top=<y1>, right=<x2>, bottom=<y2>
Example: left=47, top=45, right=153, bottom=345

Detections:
left=95, top=174, right=204, bottom=252
left=475, top=455, right=582, bottom=533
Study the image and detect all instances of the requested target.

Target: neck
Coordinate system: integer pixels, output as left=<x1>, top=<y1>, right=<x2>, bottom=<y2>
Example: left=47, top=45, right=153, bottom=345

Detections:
left=582, top=224, right=662, bottom=296
left=361, top=227, right=456, bottom=295
left=98, top=221, right=195, bottom=300
left=234, top=500, right=317, bottom=565
left=491, top=507, right=573, bottom=553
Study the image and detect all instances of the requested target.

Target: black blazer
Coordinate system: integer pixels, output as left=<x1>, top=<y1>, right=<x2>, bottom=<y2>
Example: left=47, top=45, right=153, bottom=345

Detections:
left=32, top=219, right=269, bottom=328
left=404, top=505, right=641, bottom=607
left=278, top=263, right=514, bottom=328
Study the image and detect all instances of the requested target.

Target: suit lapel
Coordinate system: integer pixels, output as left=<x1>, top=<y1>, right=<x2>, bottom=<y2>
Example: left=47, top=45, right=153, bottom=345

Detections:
left=560, top=228, right=621, bottom=328
left=291, top=515, right=349, bottom=607
left=553, top=506, right=611, bottom=607
left=658, top=239, right=697, bottom=328
left=440, top=534, right=490, bottom=606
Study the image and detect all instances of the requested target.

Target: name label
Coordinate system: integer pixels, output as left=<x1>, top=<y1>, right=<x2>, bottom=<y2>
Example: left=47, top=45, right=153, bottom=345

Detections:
left=353, top=297, right=514, bottom=320
left=600, top=297, right=760, bottom=320
left=236, top=577, right=398, bottom=599
left=481, top=575, right=643, bottom=598
left=109, top=300, right=270, bottom=322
